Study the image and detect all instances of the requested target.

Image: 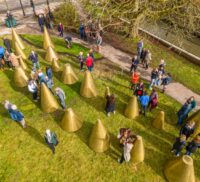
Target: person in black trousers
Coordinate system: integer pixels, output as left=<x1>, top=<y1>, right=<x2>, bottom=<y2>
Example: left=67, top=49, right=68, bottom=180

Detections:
left=130, top=55, right=139, bottom=73
left=180, top=121, right=195, bottom=139
left=38, top=14, right=45, bottom=32
left=58, top=22, right=64, bottom=37
left=171, top=135, right=186, bottom=157
left=3, top=38, right=11, bottom=53
left=186, top=134, right=200, bottom=156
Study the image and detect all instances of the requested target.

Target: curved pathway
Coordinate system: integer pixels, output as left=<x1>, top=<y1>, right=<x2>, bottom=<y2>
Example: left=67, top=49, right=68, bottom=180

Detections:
left=0, top=3, right=200, bottom=109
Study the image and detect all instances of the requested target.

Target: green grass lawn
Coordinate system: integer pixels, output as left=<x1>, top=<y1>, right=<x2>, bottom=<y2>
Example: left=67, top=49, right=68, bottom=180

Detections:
left=0, top=35, right=200, bottom=182
left=104, top=32, right=200, bottom=95
left=21, top=34, right=102, bottom=59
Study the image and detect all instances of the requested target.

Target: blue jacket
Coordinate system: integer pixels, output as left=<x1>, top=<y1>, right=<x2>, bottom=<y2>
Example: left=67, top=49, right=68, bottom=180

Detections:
left=46, top=68, right=53, bottom=79
left=9, top=109, right=24, bottom=122
left=0, top=46, right=5, bottom=58
left=140, top=95, right=150, bottom=106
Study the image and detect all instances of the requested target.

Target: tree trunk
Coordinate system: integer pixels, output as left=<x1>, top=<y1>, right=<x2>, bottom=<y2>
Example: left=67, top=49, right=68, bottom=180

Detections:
left=19, top=0, right=26, bottom=16
left=4, top=0, right=9, bottom=10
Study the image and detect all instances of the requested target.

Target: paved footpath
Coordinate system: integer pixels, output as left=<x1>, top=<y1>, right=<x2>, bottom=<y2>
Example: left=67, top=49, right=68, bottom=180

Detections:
left=0, top=2, right=200, bottom=110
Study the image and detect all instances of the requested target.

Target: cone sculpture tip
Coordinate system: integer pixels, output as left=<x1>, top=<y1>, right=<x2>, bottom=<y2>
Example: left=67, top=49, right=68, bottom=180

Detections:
left=124, top=96, right=139, bottom=119
left=61, top=64, right=78, bottom=84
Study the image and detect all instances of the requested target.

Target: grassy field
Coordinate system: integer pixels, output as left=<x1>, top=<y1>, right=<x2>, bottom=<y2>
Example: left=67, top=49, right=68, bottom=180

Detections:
left=104, top=32, right=200, bottom=95
left=0, top=35, right=200, bottom=182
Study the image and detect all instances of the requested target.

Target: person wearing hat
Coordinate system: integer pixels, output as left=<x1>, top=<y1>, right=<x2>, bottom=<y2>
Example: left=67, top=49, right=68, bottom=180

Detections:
left=55, top=87, right=66, bottom=109
left=78, top=51, right=84, bottom=71
left=3, top=100, right=26, bottom=128
left=44, top=129, right=58, bottom=154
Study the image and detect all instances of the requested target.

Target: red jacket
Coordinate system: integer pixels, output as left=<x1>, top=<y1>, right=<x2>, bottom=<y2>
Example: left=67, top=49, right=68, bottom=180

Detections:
left=86, top=56, right=93, bottom=67
left=131, top=73, right=139, bottom=84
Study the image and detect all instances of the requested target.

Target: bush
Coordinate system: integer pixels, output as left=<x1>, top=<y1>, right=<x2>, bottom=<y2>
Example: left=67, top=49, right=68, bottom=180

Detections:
left=53, top=1, right=80, bottom=32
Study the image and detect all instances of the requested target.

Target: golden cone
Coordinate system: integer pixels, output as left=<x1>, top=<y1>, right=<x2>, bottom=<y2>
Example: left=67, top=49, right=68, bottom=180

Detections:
left=89, top=119, right=110, bottom=153
left=105, top=86, right=111, bottom=98
left=43, top=26, right=54, bottom=50
left=11, top=28, right=25, bottom=50
left=45, top=46, right=58, bottom=62
left=130, top=135, right=145, bottom=164
left=52, top=59, right=60, bottom=72
left=152, top=111, right=165, bottom=130
left=124, top=96, right=139, bottom=119
left=19, top=57, right=27, bottom=70
left=80, top=70, right=98, bottom=98
left=61, top=64, right=78, bottom=84
left=14, top=42, right=27, bottom=60
left=164, top=155, right=195, bottom=182
left=40, top=83, right=59, bottom=113
left=60, top=108, right=83, bottom=132
left=14, top=66, right=28, bottom=87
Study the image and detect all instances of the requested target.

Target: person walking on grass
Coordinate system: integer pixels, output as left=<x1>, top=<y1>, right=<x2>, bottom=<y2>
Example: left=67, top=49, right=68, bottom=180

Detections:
left=46, top=66, right=53, bottom=84
left=45, top=76, right=54, bottom=94
left=139, top=92, right=150, bottom=116
left=28, top=79, right=38, bottom=102
left=3, top=100, right=26, bottom=128
left=55, top=87, right=66, bottom=109
left=134, top=81, right=144, bottom=97
left=171, top=134, right=186, bottom=157
left=44, top=129, right=59, bottom=154
left=131, top=71, right=140, bottom=90
left=29, top=51, right=40, bottom=70
left=105, top=94, right=116, bottom=117
left=57, top=22, right=64, bottom=37
left=148, top=88, right=158, bottom=111
left=86, top=54, right=93, bottom=72
left=185, top=134, right=200, bottom=156
left=78, top=51, right=84, bottom=71
left=130, top=55, right=139, bottom=73
left=180, top=121, right=195, bottom=139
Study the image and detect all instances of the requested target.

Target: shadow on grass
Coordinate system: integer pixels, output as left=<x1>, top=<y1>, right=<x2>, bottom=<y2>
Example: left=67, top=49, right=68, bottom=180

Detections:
left=24, top=125, right=47, bottom=147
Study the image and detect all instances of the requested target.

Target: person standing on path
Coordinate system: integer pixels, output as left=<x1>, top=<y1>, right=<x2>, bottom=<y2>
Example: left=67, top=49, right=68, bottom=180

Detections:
left=130, top=55, right=139, bottom=73
left=137, top=39, right=144, bottom=59
left=149, top=68, right=158, bottom=90
left=96, top=32, right=102, bottom=52
left=57, top=22, right=64, bottom=37
left=55, top=87, right=66, bottom=109
left=38, top=14, right=45, bottom=32
left=144, top=50, right=152, bottom=70
left=44, top=129, right=59, bottom=154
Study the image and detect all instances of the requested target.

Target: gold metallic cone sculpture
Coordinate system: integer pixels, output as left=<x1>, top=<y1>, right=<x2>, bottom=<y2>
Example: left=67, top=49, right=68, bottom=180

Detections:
left=130, top=135, right=145, bottom=164
left=89, top=119, right=110, bottom=153
left=43, top=26, right=54, bottom=50
left=14, top=66, right=28, bottom=87
left=152, top=111, right=165, bottom=130
left=14, top=42, right=27, bottom=60
left=11, top=28, right=25, bottom=50
left=45, top=46, right=58, bottom=62
left=52, top=59, right=60, bottom=72
left=124, top=96, right=139, bottom=119
left=19, top=57, right=27, bottom=70
left=164, top=155, right=195, bottom=182
left=60, top=108, right=83, bottom=132
left=105, top=86, right=111, bottom=98
left=80, top=70, right=98, bottom=98
left=40, top=83, right=59, bottom=113
left=61, top=64, right=78, bottom=84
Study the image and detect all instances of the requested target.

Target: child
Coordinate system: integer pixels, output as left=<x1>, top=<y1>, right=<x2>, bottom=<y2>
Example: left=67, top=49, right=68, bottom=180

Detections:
left=78, top=52, right=84, bottom=71
left=105, top=94, right=116, bottom=117
left=171, top=135, right=186, bottom=157
left=186, top=134, right=200, bottom=156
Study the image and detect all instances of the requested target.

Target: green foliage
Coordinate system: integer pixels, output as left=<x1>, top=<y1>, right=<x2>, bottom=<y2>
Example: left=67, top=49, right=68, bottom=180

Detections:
left=53, top=1, right=80, bottom=32
left=0, top=35, right=200, bottom=181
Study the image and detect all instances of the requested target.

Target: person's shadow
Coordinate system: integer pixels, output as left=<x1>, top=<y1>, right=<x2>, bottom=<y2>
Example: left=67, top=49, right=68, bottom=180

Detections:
left=24, top=125, right=47, bottom=147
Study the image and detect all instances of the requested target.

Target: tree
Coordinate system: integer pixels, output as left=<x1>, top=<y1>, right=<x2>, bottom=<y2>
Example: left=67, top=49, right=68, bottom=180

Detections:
left=81, top=0, right=200, bottom=39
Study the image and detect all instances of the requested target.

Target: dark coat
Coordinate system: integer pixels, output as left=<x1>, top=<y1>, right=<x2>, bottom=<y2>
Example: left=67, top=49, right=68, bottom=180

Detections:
left=172, top=137, right=186, bottom=152
left=180, top=124, right=194, bottom=139
left=3, top=39, right=11, bottom=53
left=105, top=95, right=115, bottom=113
left=38, top=16, right=45, bottom=26
left=186, top=141, right=200, bottom=153
left=46, top=68, right=53, bottom=79
left=29, top=53, right=38, bottom=63
left=57, top=24, right=63, bottom=32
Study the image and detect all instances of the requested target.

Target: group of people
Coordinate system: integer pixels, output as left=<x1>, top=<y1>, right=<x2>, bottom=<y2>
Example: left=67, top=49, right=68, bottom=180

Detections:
left=0, top=39, right=25, bottom=70
left=78, top=49, right=95, bottom=71
left=38, top=8, right=54, bottom=32
left=172, top=120, right=200, bottom=156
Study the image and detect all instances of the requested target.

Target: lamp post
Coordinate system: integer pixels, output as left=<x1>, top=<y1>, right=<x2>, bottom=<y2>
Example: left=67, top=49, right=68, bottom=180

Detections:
left=19, top=0, right=26, bottom=16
